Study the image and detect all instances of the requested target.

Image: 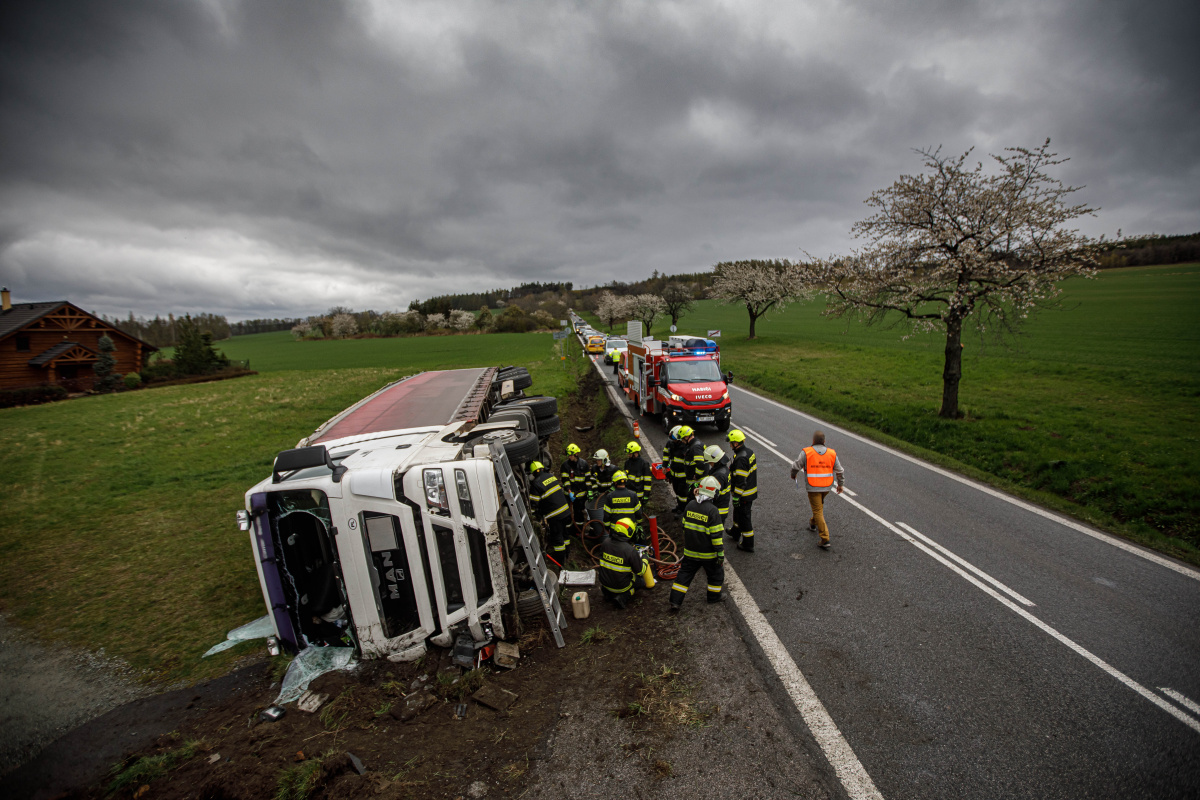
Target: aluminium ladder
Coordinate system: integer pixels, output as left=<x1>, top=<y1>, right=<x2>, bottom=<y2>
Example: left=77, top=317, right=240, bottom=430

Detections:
left=489, top=442, right=568, bottom=648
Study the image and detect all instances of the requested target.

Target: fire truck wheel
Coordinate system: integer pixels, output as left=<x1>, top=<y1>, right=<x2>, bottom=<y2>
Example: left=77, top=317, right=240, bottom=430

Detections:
left=716, top=419, right=731, bottom=432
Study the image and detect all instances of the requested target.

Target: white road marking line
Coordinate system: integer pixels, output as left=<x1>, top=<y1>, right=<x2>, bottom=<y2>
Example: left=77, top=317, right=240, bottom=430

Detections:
left=729, top=384, right=1200, bottom=583
left=588, top=357, right=884, bottom=799
left=834, top=494, right=1200, bottom=735
left=739, top=424, right=778, bottom=448
left=895, top=521, right=1036, bottom=607
left=1160, top=688, right=1200, bottom=719
left=843, top=487, right=858, bottom=497
left=725, top=566, right=885, bottom=800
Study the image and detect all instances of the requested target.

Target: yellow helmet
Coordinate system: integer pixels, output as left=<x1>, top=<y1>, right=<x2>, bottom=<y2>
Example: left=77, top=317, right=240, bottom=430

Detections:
left=612, top=517, right=637, bottom=538
left=527, top=460, right=545, bottom=473
left=678, top=425, right=694, bottom=438
left=566, top=443, right=582, bottom=455
left=625, top=440, right=641, bottom=454
left=612, top=470, right=628, bottom=483
left=726, top=429, right=746, bottom=443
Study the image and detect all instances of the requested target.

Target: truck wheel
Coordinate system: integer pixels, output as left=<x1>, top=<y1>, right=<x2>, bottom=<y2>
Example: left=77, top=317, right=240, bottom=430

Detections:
left=535, top=414, right=561, bottom=438
left=716, top=419, right=731, bottom=433
left=471, top=429, right=540, bottom=465
left=517, top=589, right=546, bottom=623
left=495, top=370, right=533, bottom=391
left=501, top=395, right=557, bottom=419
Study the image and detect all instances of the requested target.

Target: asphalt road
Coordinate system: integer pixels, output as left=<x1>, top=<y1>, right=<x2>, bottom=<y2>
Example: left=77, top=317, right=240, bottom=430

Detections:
left=586, top=351, right=1200, bottom=799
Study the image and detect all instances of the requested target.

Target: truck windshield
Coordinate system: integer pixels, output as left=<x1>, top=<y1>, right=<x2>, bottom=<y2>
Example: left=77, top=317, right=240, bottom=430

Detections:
left=664, top=360, right=723, bottom=384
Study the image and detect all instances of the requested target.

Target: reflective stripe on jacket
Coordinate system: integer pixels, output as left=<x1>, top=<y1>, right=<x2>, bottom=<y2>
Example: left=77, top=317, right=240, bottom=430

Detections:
left=529, top=472, right=570, bottom=519
left=731, top=446, right=758, bottom=499
left=598, top=536, right=644, bottom=595
left=681, top=498, right=724, bottom=560
left=623, top=454, right=653, bottom=500
left=803, top=446, right=837, bottom=490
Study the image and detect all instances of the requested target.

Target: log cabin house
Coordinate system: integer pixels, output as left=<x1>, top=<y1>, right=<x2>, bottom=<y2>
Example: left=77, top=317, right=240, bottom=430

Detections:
left=0, top=288, right=156, bottom=392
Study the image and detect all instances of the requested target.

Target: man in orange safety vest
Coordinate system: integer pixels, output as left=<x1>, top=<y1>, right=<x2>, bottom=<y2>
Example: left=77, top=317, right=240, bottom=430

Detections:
left=789, top=431, right=845, bottom=550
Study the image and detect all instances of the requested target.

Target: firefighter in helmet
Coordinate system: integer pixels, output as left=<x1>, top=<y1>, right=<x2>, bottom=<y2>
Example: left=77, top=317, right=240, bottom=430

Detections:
left=598, top=517, right=656, bottom=609
left=602, top=471, right=642, bottom=538
left=587, top=449, right=617, bottom=498
left=727, top=429, right=758, bottom=552
left=701, top=444, right=732, bottom=522
left=669, top=475, right=725, bottom=611
left=527, top=460, right=571, bottom=560
left=623, top=440, right=653, bottom=505
left=560, top=443, right=591, bottom=525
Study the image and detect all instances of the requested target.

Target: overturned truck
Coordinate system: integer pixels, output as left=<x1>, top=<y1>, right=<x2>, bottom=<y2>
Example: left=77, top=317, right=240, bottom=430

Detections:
left=238, top=366, right=569, bottom=667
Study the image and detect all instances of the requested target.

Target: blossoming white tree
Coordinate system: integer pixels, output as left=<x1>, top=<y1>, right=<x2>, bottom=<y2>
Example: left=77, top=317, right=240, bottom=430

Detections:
left=330, top=313, right=358, bottom=338
left=594, top=291, right=628, bottom=331
left=625, top=294, right=667, bottom=337
left=711, top=259, right=813, bottom=339
left=449, top=309, right=476, bottom=331
left=822, top=140, right=1100, bottom=418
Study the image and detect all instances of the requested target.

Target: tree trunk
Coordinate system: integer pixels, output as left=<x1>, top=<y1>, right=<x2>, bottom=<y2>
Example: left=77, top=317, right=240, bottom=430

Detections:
left=747, top=307, right=758, bottom=339
left=939, top=318, right=963, bottom=418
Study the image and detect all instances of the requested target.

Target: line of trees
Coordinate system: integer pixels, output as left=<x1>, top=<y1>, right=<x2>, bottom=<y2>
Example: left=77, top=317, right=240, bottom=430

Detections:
left=1096, top=231, right=1200, bottom=268
left=103, top=312, right=232, bottom=348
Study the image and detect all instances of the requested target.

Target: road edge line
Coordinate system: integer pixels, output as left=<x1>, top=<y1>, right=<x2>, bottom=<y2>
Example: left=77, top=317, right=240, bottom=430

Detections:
left=588, top=355, right=885, bottom=799
left=730, top=385, right=1200, bottom=583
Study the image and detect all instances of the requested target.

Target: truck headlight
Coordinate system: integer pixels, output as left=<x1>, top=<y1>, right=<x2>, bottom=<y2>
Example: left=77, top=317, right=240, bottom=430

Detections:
left=236, top=510, right=251, bottom=531
left=669, top=392, right=683, bottom=402
left=424, top=469, right=449, bottom=512
left=721, top=391, right=729, bottom=401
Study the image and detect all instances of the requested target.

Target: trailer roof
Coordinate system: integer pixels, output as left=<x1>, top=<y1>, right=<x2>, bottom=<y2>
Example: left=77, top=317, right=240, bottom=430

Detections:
left=308, top=367, right=495, bottom=445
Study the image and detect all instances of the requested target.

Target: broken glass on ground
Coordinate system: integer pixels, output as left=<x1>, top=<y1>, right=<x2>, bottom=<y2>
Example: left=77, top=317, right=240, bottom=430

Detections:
left=202, top=615, right=276, bottom=658
left=276, top=645, right=356, bottom=705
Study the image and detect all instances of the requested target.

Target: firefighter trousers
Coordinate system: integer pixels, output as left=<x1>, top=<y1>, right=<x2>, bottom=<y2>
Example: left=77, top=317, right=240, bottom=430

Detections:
left=669, top=556, right=724, bottom=607
left=546, top=515, right=570, bottom=558
left=671, top=477, right=689, bottom=510
left=731, top=500, right=754, bottom=550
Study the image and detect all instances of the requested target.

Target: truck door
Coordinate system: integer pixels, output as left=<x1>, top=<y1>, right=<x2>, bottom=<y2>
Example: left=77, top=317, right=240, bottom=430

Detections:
left=341, top=497, right=438, bottom=657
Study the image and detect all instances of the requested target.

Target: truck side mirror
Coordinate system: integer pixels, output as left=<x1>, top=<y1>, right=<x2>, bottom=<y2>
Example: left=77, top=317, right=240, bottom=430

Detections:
left=645, top=377, right=657, bottom=388
left=725, top=371, right=734, bottom=384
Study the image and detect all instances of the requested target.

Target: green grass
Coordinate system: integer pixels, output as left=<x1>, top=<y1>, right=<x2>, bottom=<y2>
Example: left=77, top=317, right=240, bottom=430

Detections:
left=108, top=739, right=202, bottom=795
left=585, top=263, right=1200, bottom=560
left=0, top=331, right=580, bottom=684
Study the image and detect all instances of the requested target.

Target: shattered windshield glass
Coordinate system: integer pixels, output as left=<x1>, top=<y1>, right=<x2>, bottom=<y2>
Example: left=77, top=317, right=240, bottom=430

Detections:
left=272, top=489, right=332, bottom=529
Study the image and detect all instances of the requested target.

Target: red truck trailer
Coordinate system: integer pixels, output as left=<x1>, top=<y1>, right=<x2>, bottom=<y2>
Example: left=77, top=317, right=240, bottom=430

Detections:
left=620, top=335, right=732, bottom=432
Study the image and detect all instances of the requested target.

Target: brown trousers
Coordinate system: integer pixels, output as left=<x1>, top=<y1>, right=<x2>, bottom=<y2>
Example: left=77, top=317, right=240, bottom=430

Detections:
left=807, top=491, right=831, bottom=544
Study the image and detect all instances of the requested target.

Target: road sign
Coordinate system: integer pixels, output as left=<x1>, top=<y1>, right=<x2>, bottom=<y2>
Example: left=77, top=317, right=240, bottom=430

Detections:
left=707, top=329, right=721, bottom=338
left=669, top=325, right=677, bottom=333
left=560, top=320, right=568, bottom=327
left=553, top=330, right=568, bottom=340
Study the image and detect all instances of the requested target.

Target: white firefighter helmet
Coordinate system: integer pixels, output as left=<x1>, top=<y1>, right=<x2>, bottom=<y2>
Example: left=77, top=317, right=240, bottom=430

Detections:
left=592, top=449, right=610, bottom=465
left=697, top=475, right=721, bottom=499
left=703, top=445, right=725, bottom=464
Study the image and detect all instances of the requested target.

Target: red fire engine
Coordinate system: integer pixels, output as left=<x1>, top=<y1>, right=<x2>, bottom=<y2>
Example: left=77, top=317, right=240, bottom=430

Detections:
left=619, top=335, right=732, bottom=432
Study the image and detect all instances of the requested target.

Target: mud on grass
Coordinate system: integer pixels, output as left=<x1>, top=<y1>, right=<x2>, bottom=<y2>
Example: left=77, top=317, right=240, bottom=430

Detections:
left=62, top=577, right=697, bottom=800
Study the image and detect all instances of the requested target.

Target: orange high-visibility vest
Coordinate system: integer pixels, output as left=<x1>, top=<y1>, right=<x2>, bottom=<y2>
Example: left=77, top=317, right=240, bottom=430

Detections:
left=803, top=446, right=837, bottom=489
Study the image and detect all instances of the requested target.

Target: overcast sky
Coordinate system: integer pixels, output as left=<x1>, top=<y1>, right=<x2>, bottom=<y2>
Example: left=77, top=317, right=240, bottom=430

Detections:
left=1, top=0, right=1197, bottom=321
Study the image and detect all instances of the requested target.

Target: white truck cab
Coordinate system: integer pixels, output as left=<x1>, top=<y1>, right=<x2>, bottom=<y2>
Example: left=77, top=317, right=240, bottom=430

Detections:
left=241, top=366, right=566, bottom=664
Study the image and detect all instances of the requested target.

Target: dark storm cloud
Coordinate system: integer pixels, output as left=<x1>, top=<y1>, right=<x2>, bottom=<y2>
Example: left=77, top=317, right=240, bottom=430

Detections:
left=0, top=0, right=1196, bottom=320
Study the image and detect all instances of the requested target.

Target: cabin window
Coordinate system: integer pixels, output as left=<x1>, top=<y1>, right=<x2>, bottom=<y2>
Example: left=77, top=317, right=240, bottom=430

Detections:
left=15, top=334, right=30, bottom=352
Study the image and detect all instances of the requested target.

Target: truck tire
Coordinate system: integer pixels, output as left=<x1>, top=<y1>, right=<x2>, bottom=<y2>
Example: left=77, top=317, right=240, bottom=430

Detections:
left=716, top=418, right=731, bottom=433
left=517, top=589, right=545, bottom=623
left=470, top=429, right=540, bottom=465
left=501, top=395, right=558, bottom=419
left=535, top=414, right=561, bottom=438
left=495, top=367, right=533, bottom=391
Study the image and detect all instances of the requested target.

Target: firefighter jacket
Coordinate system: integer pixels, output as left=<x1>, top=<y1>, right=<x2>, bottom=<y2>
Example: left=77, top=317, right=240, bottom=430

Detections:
left=528, top=471, right=570, bottom=520
left=587, top=464, right=618, bottom=496
left=703, top=458, right=732, bottom=517
left=623, top=454, right=653, bottom=502
left=731, top=445, right=758, bottom=502
left=602, top=487, right=642, bottom=528
left=667, top=439, right=687, bottom=480
left=560, top=457, right=591, bottom=498
left=598, top=535, right=644, bottom=595
left=683, top=438, right=706, bottom=484
left=681, top=496, right=724, bottom=560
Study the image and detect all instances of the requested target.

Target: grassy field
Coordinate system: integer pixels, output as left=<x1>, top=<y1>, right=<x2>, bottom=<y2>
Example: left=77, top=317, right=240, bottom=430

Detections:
left=0, top=331, right=581, bottom=684
left=586, top=263, right=1200, bottom=560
